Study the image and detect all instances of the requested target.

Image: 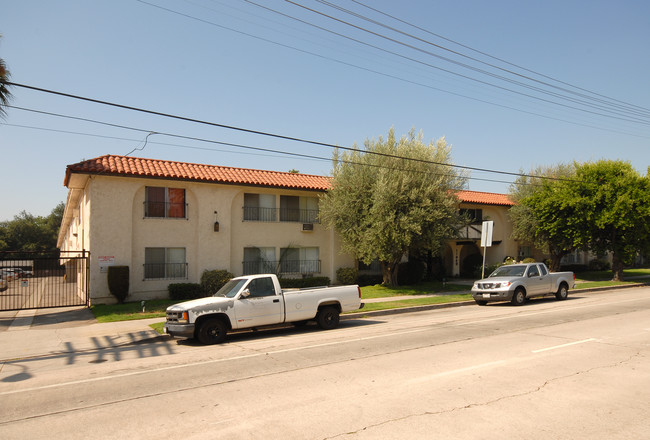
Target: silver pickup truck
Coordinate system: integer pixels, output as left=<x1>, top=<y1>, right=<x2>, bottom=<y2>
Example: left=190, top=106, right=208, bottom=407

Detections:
left=471, top=262, right=575, bottom=306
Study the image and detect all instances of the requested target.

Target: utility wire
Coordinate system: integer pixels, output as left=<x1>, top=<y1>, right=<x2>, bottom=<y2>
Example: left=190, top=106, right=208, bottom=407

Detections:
left=283, top=0, right=650, bottom=125
left=318, top=0, right=650, bottom=118
left=3, top=84, right=581, bottom=182
left=348, top=0, right=650, bottom=115
left=133, top=1, right=649, bottom=137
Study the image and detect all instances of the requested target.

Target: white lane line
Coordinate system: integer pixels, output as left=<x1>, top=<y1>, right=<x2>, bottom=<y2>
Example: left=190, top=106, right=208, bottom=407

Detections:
left=532, top=338, right=597, bottom=353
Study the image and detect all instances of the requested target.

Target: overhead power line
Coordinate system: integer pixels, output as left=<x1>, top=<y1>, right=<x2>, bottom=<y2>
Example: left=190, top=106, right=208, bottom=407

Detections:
left=3, top=95, right=576, bottom=184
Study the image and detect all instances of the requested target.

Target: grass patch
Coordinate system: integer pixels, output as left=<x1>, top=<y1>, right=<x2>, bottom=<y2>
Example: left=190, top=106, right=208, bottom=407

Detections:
left=361, top=281, right=470, bottom=299
left=91, top=299, right=176, bottom=323
left=353, top=294, right=473, bottom=313
left=149, top=322, right=165, bottom=334
left=575, top=268, right=650, bottom=282
left=574, top=280, right=639, bottom=289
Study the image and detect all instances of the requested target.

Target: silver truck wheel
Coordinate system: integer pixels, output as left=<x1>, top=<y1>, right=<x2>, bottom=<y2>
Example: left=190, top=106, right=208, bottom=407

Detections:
left=197, top=318, right=227, bottom=344
left=511, top=288, right=527, bottom=306
left=555, top=283, right=569, bottom=300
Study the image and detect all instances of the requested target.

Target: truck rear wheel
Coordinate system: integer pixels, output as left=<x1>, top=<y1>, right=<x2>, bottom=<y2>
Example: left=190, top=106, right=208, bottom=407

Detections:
left=317, top=306, right=340, bottom=330
left=555, top=283, right=569, bottom=300
left=196, top=318, right=227, bottom=344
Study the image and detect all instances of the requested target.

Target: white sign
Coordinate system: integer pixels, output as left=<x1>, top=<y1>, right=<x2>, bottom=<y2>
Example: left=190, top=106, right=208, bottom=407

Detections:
left=481, top=221, right=494, bottom=247
left=98, top=256, right=115, bottom=273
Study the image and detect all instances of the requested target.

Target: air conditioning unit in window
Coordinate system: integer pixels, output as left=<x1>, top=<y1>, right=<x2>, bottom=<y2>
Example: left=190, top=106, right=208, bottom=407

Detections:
left=302, top=223, right=314, bottom=232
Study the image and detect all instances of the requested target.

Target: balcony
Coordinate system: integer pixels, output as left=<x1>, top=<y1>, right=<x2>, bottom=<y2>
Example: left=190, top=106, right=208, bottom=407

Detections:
left=242, top=260, right=321, bottom=275
left=243, top=207, right=319, bottom=223
left=458, top=223, right=482, bottom=240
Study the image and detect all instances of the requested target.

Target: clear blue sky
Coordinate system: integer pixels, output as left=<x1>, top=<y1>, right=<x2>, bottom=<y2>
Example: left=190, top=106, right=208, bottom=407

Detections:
left=1, top=0, right=649, bottom=221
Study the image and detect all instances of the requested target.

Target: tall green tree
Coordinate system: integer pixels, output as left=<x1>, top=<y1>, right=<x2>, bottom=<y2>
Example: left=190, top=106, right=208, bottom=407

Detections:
left=319, top=128, right=467, bottom=286
left=0, top=203, right=64, bottom=252
left=0, top=35, right=12, bottom=119
left=567, top=160, right=650, bottom=281
left=508, top=164, right=577, bottom=271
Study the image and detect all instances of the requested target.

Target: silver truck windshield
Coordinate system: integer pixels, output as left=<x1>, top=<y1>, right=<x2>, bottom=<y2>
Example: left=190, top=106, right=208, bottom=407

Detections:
left=213, top=279, right=247, bottom=298
left=489, top=265, right=526, bottom=277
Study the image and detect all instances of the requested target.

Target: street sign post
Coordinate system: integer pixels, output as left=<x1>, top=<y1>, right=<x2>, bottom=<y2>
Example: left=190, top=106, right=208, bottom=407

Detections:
left=481, top=221, right=494, bottom=279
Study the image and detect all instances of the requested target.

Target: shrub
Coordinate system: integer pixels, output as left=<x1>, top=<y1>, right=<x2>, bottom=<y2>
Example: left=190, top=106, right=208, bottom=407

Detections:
left=168, top=283, right=204, bottom=300
left=560, top=264, right=589, bottom=273
left=588, top=259, right=611, bottom=271
left=107, top=266, right=129, bottom=304
left=503, top=256, right=516, bottom=265
left=279, top=277, right=330, bottom=288
left=522, top=257, right=537, bottom=264
left=336, top=267, right=358, bottom=285
left=200, top=269, right=234, bottom=295
left=357, top=274, right=383, bottom=287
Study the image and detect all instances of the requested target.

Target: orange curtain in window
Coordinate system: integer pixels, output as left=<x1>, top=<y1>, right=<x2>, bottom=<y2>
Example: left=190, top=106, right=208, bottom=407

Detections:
left=167, top=188, right=186, bottom=218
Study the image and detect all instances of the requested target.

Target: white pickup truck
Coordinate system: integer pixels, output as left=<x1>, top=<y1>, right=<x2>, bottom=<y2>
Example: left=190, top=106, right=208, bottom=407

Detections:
left=164, top=274, right=363, bottom=344
left=471, top=262, right=575, bottom=306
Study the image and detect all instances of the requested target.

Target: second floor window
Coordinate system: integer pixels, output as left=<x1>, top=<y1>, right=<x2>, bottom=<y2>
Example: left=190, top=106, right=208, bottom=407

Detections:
left=460, top=208, right=482, bottom=224
left=145, top=187, right=186, bottom=218
left=280, top=196, right=319, bottom=223
left=243, top=193, right=276, bottom=222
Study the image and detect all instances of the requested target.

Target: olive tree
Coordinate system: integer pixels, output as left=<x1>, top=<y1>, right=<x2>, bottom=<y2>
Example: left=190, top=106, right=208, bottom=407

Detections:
left=319, top=128, right=467, bottom=286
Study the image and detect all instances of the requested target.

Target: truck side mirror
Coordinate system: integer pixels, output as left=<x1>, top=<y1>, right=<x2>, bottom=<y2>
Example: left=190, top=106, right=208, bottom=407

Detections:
left=240, top=289, right=251, bottom=298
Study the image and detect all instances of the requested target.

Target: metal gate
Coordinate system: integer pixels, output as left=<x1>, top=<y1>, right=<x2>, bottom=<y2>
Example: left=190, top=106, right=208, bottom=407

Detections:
left=0, top=251, right=89, bottom=311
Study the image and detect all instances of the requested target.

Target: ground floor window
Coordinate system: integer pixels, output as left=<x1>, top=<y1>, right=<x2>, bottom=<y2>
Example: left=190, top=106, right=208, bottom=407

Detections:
left=144, top=247, right=187, bottom=279
left=243, top=247, right=277, bottom=275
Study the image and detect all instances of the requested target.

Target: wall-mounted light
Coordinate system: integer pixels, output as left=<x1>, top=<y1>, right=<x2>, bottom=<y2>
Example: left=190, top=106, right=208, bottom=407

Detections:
left=213, top=210, right=219, bottom=232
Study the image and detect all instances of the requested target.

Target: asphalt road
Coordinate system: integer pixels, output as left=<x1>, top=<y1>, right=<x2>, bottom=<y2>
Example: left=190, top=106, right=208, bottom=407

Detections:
left=1, top=287, right=649, bottom=439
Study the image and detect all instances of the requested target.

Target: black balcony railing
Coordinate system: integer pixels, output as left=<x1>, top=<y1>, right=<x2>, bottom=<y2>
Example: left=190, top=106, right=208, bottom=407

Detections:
left=242, top=260, right=321, bottom=275
left=143, top=263, right=188, bottom=280
left=243, top=207, right=319, bottom=223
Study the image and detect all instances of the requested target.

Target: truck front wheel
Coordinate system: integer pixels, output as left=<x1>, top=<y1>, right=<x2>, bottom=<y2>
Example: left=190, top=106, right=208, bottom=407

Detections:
left=317, top=306, right=340, bottom=330
left=511, top=288, right=527, bottom=306
left=196, top=318, right=228, bottom=344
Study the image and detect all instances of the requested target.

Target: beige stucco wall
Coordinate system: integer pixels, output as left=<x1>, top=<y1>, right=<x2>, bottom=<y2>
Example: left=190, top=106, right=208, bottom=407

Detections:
left=445, top=203, right=520, bottom=277
left=61, top=174, right=354, bottom=304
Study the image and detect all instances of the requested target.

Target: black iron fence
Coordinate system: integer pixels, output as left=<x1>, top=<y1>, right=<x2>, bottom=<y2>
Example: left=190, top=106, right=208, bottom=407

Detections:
left=0, top=251, right=89, bottom=311
left=242, top=260, right=321, bottom=276
left=242, top=207, right=320, bottom=223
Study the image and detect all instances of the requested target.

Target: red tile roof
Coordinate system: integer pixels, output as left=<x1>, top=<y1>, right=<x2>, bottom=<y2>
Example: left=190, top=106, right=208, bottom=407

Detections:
left=64, top=155, right=332, bottom=191
left=65, top=155, right=513, bottom=205
left=457, top=190, right=514, bottom=206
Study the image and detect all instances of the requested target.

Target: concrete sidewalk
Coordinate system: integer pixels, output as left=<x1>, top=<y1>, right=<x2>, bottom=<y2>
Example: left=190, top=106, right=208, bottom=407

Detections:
left=1, top=282, right=647, bottom=362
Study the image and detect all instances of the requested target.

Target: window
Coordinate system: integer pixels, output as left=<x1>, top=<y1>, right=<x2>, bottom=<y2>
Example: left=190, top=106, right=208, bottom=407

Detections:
left=246, top=277, right=276, bottom=297
left=528, top=265, right=540, bottom=277
left=243, top=247, right=276, bottom=275
left=280, top=196, right=319, bottom=223
left=243, top=193, right=276, bottom=222
left=144, top=247, right=187, bottom=279
left=145, top=187, right=186, bottom=218
left=279, top=247, right=320, bottom=274
left=459, top=208, right=482, bottom=224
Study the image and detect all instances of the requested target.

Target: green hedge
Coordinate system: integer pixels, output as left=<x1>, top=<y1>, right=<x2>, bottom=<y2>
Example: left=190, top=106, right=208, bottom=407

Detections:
left=336, top=267, right=358, bottom=285
left=200, top=269, right=234, bottom=295
left=168, top=283, right=204, bottom=301
left=279, top=277, right=330, bottom=288
left=107, top=266, right=129, bottom=303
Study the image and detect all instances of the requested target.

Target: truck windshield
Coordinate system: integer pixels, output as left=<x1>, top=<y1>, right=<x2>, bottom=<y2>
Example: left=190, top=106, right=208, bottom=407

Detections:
left=213, top=279, right=248, bottom=298
left=489, top=265, right=526, bottom=277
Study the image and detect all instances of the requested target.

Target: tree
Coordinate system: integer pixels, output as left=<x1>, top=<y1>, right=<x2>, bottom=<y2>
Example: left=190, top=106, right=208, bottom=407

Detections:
left=0, top=203, right=64, bottom=252
left=0, top=35, right=12, bottom=119
left=508, top=164, right=577, bottom=271
left=566, top=160, right=650, bottom=281
left=319, top=128, right=467, bottom=286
